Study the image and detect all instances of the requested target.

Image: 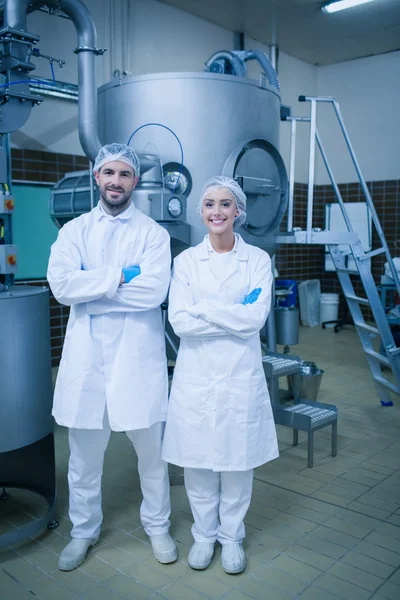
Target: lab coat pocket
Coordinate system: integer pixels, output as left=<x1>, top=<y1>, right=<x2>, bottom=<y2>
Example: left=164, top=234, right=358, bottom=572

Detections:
left=228, top=374, right=268, bottom=423
left=169, top=376, right=209, bottom=423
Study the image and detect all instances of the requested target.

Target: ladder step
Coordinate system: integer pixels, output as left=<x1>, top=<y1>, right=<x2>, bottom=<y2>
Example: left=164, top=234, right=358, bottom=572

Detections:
left=373, top=375, right=399, bottom=395
left=365, top=348, right=390, bottom=366
left=360, top=248, right=386, bottom=260
left=345, top=294, right=370, bottom=306
left=355, top=322, right=379, bottom=335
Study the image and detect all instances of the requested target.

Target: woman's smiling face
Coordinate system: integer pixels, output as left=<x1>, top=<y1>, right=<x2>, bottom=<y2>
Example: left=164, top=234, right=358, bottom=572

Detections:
left=201, top=187, right=239, bottom=234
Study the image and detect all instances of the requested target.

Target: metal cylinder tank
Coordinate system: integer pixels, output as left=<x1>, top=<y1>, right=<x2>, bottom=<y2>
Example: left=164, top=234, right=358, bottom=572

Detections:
left=275, top=307, right=299, bottom=347
left=0, top=286, right=53, bottom=453
left=98, top=72, right=288, bottom=254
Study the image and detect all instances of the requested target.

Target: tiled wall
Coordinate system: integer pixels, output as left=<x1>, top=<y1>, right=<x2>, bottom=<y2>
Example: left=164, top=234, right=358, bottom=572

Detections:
left=11, top=148, right=89, bottom=184
left=10, top=149, right=400, bottom=364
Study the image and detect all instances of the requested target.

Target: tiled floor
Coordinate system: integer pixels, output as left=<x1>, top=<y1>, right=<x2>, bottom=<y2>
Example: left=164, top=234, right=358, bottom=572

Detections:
left=1, top=325, right=400, bottom=600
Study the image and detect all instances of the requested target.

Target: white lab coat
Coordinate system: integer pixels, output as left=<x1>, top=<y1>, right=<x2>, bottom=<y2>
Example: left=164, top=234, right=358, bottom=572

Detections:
left=47, top=202, right=171, bottom=431
left=162, top=234, right=279, bottom=471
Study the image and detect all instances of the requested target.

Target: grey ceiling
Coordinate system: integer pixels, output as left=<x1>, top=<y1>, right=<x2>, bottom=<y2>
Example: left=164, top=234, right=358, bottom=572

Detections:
left=158, top=0, right=400, bottom=65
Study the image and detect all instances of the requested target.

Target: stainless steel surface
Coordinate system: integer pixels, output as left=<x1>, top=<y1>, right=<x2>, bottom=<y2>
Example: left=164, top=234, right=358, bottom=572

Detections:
left=275, top=306, right=299, bottom=346
left=89, top=161, right=94, bottom=210
left=98, top=72, right=286, bottom=252
left=293, top=362, right=324, bottom=402
left=0, top=286, right=53, bottom=453
left=287, top=118, right=296, bottom=231
left=306, top=99, right=317, bottom=243
left=265, top=309, right=277, bottom=352
left=3, top=0, right=31, bottom=30
left=315, top=128, right=353, bottom=232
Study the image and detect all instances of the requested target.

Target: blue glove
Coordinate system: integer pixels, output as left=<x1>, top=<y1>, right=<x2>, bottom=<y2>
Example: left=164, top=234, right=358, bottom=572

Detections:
left=242, top=287, right=262, bottom=305
left=122, top=265, right=141, bottom=283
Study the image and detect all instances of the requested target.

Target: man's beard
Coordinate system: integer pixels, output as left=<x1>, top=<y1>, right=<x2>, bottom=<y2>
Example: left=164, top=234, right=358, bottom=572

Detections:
left=100, top=185, right=132, bottom=214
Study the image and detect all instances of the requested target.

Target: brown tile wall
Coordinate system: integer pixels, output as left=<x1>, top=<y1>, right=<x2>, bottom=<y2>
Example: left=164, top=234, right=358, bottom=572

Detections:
left=11, top=148, right=400, bottom=362
left=11, top=148, right=89, bottom=184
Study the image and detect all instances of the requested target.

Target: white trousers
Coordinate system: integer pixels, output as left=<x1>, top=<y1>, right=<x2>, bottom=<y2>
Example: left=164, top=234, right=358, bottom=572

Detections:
left=184, top=468, right=253, bottom=545
left=68, top=413, right=171, bottom=539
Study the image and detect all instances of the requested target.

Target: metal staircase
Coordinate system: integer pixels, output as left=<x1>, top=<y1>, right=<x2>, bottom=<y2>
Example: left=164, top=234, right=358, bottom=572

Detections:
left=279, top=96, right=400, bottom=406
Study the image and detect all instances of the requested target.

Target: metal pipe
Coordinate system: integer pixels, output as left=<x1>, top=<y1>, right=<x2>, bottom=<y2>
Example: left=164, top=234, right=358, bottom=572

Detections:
left=270, top=44, right=277, bottom=71
left=89, top=161, right=94, bottom=210
left=315, top=129, right=353, bottom=232
left=47, top=0, right=102, bottom=161
left=204, top=51, right=246, bottom=76
left=306, top=99, right=317, bottom=243
left=287, top=118, right=296, bottom=231
left=4, top=0, right=103, bottom=162
left=109, top=0, right=114, bottom=78
left=125, top=0, right=131, bottom=75
left=4, top=0, right=31, bottom=31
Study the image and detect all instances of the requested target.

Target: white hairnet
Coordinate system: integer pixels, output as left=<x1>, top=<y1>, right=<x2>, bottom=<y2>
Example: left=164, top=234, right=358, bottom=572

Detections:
left=198, top=176, right=247, bottom=228
left=93, top=143, right=140, bottom=177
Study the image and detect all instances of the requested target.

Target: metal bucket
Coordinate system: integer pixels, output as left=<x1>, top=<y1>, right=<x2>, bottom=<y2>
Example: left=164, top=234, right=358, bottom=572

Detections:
left=275, top=306, right=299, bottom=346
left=290, top=361, right=324, bottom=401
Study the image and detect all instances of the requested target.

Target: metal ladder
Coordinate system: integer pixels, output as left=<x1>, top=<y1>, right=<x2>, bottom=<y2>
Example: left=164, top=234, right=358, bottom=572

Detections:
left=279, top=96, right=400, bottom=406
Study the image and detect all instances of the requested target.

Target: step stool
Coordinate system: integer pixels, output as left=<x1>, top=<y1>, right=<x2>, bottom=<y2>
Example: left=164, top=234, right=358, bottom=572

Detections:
left=262, top=353, right=338, bottom=468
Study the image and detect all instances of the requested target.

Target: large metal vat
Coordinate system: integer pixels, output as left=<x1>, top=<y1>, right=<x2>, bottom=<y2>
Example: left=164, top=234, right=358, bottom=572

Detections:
left=0, top=286, right=56, bottom=546
left=98, top=72, right=288, bottom=254
left=0, top=287, right=53, bottom=452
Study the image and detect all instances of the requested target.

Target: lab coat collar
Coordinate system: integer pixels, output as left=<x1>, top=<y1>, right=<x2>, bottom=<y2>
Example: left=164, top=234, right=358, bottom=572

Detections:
left=95, top=200, right=136, bottom=222
left=196, top=233, right=249, bottom=262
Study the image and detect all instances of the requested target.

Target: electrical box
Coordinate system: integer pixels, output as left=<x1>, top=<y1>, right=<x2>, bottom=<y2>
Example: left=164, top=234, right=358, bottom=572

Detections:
left=149, top=193, right=187, bottom=222
left=0, top=245, right=17, bottom=274
left=0, top=192, right=14, bottom=213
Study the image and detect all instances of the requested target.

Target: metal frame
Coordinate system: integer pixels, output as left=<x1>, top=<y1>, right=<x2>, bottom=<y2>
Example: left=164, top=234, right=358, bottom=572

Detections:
left=280, top=96, right=400, bottom=406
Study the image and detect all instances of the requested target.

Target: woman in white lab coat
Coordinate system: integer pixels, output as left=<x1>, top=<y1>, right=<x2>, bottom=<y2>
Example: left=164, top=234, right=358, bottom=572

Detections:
left=162, top=176, right=278, bottom=574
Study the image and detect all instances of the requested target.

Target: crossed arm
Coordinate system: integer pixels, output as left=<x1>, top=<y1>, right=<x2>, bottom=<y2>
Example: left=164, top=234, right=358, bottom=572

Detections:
left=47, top=223, right=171, bottom=313
left=168, top=252, right=272, bottom=340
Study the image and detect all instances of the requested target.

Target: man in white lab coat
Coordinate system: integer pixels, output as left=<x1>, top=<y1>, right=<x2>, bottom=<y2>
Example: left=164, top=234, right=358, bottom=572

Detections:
left=47, top=143, right=176, bottom=571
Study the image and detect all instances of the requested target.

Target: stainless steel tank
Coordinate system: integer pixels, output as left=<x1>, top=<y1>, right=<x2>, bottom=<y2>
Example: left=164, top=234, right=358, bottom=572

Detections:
left=0, top=286, right=53, bottom=452
left=98, top=72, right=288, bottom=254
left=275, top=306, right=299, bottom=347
left=0, top=286, right=56, bottom=546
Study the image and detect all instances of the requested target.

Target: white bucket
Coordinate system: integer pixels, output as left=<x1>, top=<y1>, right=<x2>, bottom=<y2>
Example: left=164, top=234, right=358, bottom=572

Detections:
left=320, top=293, right=339, bottom=327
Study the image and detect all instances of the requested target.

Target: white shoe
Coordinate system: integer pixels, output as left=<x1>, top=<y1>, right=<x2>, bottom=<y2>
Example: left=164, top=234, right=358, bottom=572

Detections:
left=221, top=543, right=246, bottom=574
left=188, top=542, right=215, bottom=570
left=58, top=537, right=98, bottom=571
left=150, top=533, right=178, bottom=564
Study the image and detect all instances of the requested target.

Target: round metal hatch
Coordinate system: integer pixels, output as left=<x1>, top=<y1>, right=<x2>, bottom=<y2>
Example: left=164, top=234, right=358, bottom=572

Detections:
left=223, top=139, right=288, bottom=236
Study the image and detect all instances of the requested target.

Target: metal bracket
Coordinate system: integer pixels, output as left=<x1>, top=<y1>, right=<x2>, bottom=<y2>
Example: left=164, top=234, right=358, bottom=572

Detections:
left=73, top=46, right=107, bottom=56
left=0, top=27, right=40, bottom=44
